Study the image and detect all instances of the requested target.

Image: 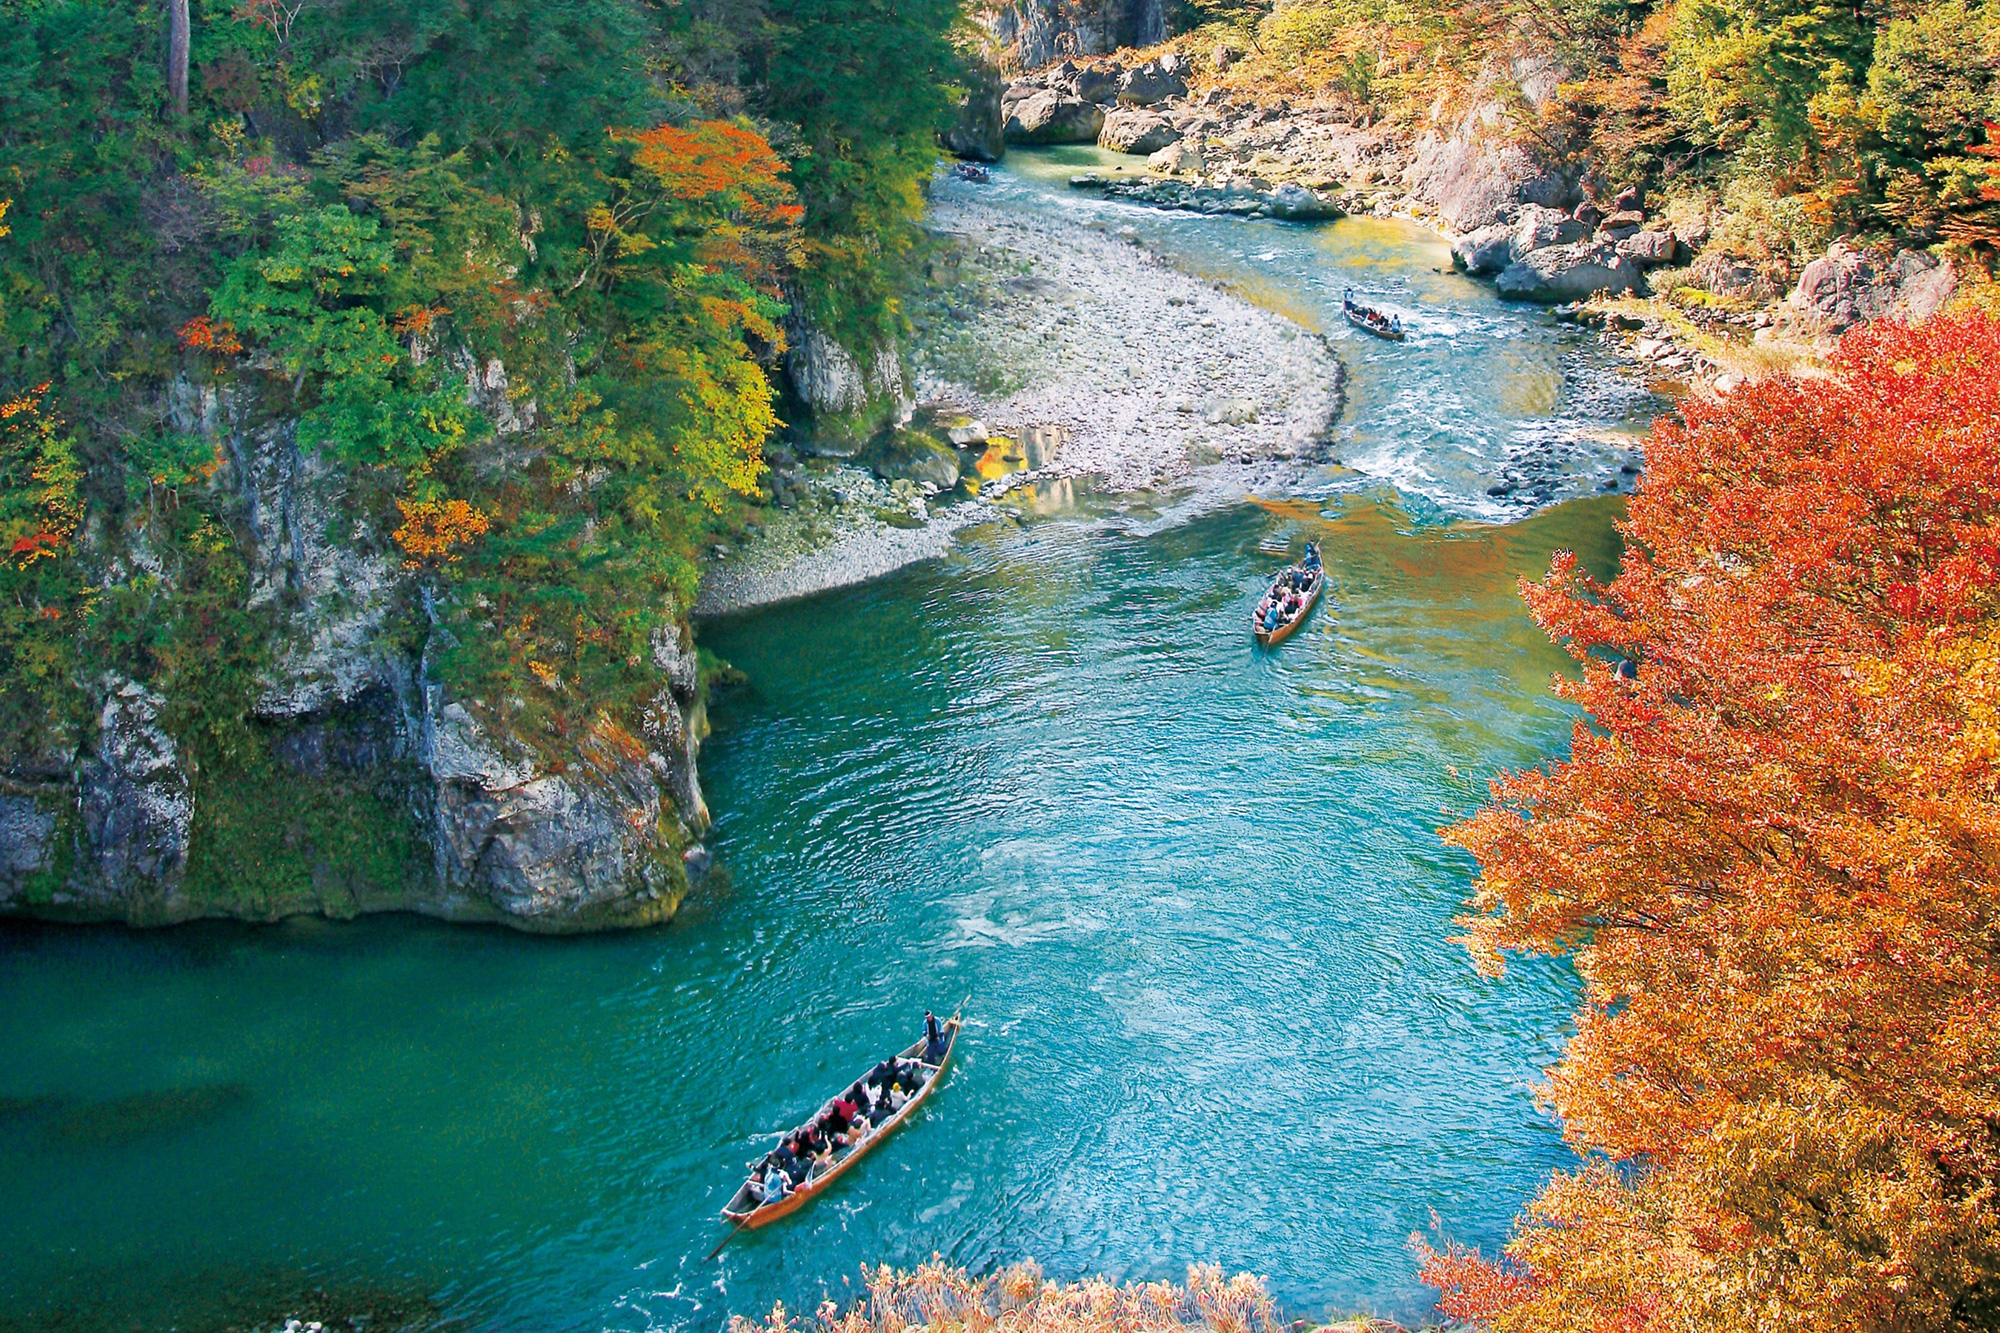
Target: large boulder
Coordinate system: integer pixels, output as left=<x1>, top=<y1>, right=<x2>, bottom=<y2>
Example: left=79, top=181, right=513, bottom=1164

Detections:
left=1788, top=243, right=1956, bottom=332
left=1099, top=106, right=1179, bottom=154
left=1617, top=230, right=1679, bottom=267
left=1494, top=241, right=1642, bottom=303
left=943, top=61, right=1006, bottom=162
left=1005, top=90, right=1105, bottom=145
left=1117, top=59, right=1186, bottom=106
left=864, top=428, right=961, bottom=490
left=1268, top=184, right=1341, bottom=221
left=1002, top=81, right=1040, bottom=114
left=1069, top=64, right=1121, bottom=103
left=1511, top=203, right=1587, bottom=258
left=1401, top=120, right=1572, bottom=232
left=1148, top=139, right=1205, bottom=175
left=1452, top=223, right=1514, bottom=275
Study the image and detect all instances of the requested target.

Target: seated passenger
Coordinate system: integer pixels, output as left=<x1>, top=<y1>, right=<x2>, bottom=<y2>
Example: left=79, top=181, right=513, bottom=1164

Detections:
left=756, top=1163, right=790, bottom=1204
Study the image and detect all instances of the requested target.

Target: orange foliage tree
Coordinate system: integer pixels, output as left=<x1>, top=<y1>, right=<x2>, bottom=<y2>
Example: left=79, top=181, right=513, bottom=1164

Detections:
left=1424, top=313, right=2000, bottom=1332
left=391, top=497, right=490, bottom=569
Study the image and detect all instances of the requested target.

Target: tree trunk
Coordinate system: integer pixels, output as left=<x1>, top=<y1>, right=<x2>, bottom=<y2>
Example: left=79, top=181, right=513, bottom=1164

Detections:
left=167, top=0, right=189, bottom=116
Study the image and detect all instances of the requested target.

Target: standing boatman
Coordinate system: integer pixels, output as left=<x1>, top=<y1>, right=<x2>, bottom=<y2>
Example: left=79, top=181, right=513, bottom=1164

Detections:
left=923, top=1010, right=948, bottom=1063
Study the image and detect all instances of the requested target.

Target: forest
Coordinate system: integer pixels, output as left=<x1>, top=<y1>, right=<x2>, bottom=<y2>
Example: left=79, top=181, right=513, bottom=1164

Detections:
left=0, top=0, right=959, bottom=905
left=1187, top=0, right=2000, bottom=294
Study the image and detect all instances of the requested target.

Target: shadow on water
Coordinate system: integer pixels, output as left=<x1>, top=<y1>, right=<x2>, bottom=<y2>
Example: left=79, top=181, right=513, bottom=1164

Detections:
left=39, top=1082, right=255, bottom=1148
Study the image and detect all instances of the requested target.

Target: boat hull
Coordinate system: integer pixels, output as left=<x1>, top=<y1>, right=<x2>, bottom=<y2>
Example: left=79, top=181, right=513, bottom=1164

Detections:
left=1345, top=310, right=1405, bottom=341
left=722, top=1019, right=959, bottom=1228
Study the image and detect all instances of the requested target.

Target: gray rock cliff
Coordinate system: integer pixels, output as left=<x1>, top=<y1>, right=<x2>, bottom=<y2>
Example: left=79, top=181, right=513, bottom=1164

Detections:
left=0, top=366, right=711, bottom=933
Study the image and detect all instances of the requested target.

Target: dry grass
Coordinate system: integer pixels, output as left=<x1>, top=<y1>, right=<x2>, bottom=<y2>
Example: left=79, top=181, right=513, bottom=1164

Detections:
left=731, top=1260, right=1299, bottom=1333
left=1589, top=293, right=1829, bottom=384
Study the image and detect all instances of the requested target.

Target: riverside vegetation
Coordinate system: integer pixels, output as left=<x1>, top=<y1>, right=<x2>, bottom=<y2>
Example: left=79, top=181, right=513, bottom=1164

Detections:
left=4, top=2, right=2000, bottom=1332
left=0, top=0, right=958, bottom=929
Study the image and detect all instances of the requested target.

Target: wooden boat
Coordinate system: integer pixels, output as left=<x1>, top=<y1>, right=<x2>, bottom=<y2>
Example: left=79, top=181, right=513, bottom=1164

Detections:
left=720, top=1011, right=962, bottom=1229
left=1343, top=301, right=1406, bottom=341
left=1252, top=546, right=1324, bottom=647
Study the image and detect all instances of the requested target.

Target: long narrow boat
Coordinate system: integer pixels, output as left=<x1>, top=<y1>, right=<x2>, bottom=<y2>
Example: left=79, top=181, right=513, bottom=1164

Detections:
left=1252, top=548, right=1324, bottom=647
left=721, top=1012, right=961, bottom=1228
left=1343, top=301, right=1406, bottom=341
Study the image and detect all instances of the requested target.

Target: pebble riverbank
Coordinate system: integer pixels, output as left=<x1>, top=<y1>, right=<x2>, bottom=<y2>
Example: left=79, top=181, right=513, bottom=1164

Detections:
left=693, top=178, right=1345, bottom=617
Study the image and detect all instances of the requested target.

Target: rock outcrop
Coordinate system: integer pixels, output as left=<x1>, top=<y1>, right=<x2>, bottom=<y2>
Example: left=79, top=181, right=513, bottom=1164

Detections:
left=0, top=368, right=712, bottom=934
left=1401, top=112, right=1573, bottom=232
left=783, top=297, right=912, bottom=453
left=943, top=60, right=1007, bottom=162
left=1788, top=243, right=1956, bottom=333
left=976, top=0, right=1166, bottom=68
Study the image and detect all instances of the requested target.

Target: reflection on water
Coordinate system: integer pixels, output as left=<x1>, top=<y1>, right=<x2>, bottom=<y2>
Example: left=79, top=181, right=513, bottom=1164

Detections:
left=0, top=494, right=1620, bottom=1332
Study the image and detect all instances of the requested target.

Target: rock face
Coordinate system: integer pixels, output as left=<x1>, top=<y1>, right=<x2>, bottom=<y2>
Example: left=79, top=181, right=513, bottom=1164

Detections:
left=1099, top=106, right=1178, bottom=154
left=1494, top=240, right=1642, bottom=303
left=1401, top=114, right=1572, bottom=232
left=783, top=297, right=911, bottom=453
left=0, top=371, right=712, bottom=934
left=1788, top=243, right=1956, bottom=332
left=1005, top=90, right=1106, bottom=145
left=943, top=60, right=1006, bottom=162
left=977, top=0, right=1166, bottom=67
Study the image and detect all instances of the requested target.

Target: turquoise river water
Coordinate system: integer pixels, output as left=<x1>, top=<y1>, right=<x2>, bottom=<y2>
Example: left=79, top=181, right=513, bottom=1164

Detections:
left=0, top=152, right=1655, bottom=1331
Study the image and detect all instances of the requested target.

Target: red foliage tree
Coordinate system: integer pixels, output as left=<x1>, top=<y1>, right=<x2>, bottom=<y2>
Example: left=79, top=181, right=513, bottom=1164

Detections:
left=1434, top=313, right=2000, bottom=1332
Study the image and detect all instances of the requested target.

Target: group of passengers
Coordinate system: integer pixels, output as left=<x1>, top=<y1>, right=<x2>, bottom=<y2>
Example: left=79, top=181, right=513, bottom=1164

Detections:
left=1343, top=289, right=1404, bottom=336
left=1255, top=543, right=1322, bottom=633
left=748, top=1012, right=952, bottom=1206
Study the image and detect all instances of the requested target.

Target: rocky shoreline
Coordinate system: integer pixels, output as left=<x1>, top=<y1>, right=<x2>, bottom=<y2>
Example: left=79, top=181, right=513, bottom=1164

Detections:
left=977, top=47, right=1965, bottom=394
left=695, top=180, right=1345, bottom=616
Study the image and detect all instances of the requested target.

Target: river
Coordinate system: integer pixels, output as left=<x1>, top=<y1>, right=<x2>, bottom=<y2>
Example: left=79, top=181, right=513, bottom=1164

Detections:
left=0, top=152, right=1655, bottom=1331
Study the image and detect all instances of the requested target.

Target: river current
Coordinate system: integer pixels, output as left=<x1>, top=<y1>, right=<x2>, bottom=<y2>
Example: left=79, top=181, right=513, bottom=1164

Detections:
left=0, top=153, right=1655, bottom=1330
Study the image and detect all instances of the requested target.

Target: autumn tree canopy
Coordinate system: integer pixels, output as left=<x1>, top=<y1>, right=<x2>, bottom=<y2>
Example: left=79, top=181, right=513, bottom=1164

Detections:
left=1425, top=312, right=2000, bottom=1332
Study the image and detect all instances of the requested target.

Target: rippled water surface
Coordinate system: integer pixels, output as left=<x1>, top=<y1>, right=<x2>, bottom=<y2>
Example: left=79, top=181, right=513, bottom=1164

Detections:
left=0, top=159, right=1653, bottom=1331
